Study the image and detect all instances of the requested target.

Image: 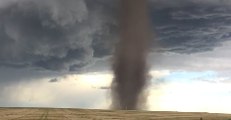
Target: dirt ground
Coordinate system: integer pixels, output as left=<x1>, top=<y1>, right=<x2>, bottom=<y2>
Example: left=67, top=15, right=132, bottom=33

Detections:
left=0, top=107, right=231, bottom=120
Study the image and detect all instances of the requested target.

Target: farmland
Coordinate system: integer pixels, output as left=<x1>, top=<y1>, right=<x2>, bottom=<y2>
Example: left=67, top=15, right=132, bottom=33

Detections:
left=0, top=108, right=231, bottom=120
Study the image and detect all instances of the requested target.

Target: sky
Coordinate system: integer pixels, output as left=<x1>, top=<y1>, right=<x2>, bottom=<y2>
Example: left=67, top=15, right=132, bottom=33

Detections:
left=0, top=0, right=231, bottom=113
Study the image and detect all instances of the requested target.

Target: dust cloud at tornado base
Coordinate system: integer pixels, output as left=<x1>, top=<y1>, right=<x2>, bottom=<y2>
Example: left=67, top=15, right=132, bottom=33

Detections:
left=111, top=0, right=152, bottom=110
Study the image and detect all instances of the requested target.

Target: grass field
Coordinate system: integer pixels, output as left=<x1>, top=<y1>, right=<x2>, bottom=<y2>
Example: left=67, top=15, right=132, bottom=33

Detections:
left=0, top=108, right=231, bottom=120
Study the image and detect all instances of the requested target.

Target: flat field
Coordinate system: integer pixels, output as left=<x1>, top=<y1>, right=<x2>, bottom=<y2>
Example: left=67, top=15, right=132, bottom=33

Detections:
left=0, top=108, right=231, bottom=120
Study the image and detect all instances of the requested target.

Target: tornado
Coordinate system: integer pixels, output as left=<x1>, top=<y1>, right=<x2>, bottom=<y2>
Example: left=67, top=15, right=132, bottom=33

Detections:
left=111, top=0, right=151, bottom=110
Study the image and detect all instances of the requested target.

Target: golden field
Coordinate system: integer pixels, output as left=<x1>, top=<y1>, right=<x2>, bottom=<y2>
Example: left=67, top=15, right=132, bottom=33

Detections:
left=0, top=108, right=231, bottom=120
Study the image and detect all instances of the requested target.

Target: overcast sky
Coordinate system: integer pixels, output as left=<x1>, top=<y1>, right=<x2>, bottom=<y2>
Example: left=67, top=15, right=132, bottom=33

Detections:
left=1, top=0, right=231, bottom=113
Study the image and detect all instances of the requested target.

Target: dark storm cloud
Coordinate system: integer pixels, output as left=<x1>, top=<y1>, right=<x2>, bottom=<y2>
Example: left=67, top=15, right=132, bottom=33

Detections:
left=0, top=0, right=117, bottom=71
left=49, top=78, right=59, bottom=83
left=150, top=0, right=231, bottom=53
left=0, top=67, right=61, bottom=83
left=1, top=0, right=231, bottom=71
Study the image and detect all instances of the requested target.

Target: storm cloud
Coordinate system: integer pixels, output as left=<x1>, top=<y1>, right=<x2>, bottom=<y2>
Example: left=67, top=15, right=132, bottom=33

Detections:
left=150, top=0, right=231, bottom=53
left=0, top=0, right=231, bottom=72
left=0, top=0, right=117, bottom=71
